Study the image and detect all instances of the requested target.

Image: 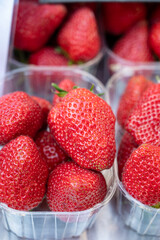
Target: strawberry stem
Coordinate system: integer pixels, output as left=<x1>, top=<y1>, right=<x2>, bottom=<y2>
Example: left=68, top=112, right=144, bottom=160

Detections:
left=90, top=84, right=94, bottom=92
left=51, top=83, right=68, bottom=93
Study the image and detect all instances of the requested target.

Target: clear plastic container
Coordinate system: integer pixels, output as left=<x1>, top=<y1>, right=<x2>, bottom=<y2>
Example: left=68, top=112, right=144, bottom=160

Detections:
left=9, top=47, right=105, bottom=79
left=0, top=66, right=117, bottom=239
left=105, top=47, right=160, bottom=77
left=105, top=64, right=160, bottom=236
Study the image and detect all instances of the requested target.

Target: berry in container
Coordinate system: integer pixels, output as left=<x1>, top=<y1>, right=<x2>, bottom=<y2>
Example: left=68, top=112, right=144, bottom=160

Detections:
left=105, top=64, right=160, bottom=236
left=0, top=66, right=117, bottom=239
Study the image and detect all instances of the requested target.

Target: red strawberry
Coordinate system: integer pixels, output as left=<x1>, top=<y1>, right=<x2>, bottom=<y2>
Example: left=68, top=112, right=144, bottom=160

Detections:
left=117, top=75, right=154, bottom=128
left=29, top=47, right=68, bottom=66
left=0, top=135, right=48, bottom=210
left=149, top=22, right=160, bottom=59
left=102, top=2, right=147, bottom=35
left=0, top=91, right=43, bottom=145
left=52, top=78, right=76, bottom=105
left=117, top=131, right=137, bottom=180
left=112, top=21, right=154, bottom=63
left=32, top=96, right=52, bottom=129
left=14, top=1, right=67, bottom=51
left=125, top=83, right=160, bottom=146
left=47, top=161, right=107, bottom=212
left=57, top=7, right=101, bottom=62
left=35, top=130, right=68, bottom=172
left=122, top=144, right=160, bottom=206
left=48, top=87, right=116, bottom=171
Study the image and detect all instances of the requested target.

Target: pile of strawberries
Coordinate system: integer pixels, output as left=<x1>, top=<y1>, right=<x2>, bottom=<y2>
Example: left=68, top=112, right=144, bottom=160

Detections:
left=116, top=74, right=160, bottom=207
left=14, top=1, right=101, bottom=66
left=102, top=2, right=160, bottom=66
left=0, top=79, right=116, bottom=212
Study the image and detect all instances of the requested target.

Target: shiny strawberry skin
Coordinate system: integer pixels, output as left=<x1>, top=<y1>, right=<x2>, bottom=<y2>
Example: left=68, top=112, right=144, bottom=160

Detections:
left=0, top=136, right=49, bottom=210
left=32, top=96, right=52, bottom=129
left=112, top=21, right=154, bottom=62
left=57, top=7, right=101, bottom=62
left=29, top=47, right=68, bottom=66
left=117, top=131, right=137, bottom=180
left=149, top=22, right=160, bottom=59
left=102, top=2, right=146, bottom=35
left=117, top=75, right=154, bottom=128
left=52, top=78, right=76, bottom=105
left=14, top=1, right=67, bottom=51
left=35, top=130, right=68, bottom=172
left=47, top=162, right=107, bottom=212
left=125, top=84, right=160, bottom=146
left=0, top=91, right=43, bottom=145
left=48, top=88, right=116, bottom=171
left=122, top=144, right=160, bottom=206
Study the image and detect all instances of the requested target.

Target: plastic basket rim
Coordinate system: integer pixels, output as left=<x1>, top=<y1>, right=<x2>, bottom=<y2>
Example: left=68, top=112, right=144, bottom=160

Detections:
left=2, top=65, right=105, bottom=92
left=10, top=47, right=104, bottom=70
left=106, top=47, right=160, bottom=67
left=105, top=63, right=160, bottom=92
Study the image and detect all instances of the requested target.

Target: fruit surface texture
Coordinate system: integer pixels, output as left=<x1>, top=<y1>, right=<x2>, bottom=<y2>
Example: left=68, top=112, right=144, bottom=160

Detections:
left=0, top=136, right=48, bottom=210
left=47, top=162, right=107, bottom=211
left=122, top=144, right=160, bottom=206
left=0, top=91, right=43, bottom=145
left=48, top=88, right=116, bottom=171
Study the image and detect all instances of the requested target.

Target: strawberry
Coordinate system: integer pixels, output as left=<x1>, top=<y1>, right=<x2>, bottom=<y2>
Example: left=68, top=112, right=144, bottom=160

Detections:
left=0, top=135, right=48, bottom=210
left=48, top=87, right=116, bottom=171
left=117, top=75, right=154, bottom=128
left=0, top=91, right=43, bottom=145
left=111, top=21, right=154, bottom=63
left=102, top=2, right=147, bottom=35
left=14, top=1, right=67, bottom=51
left=57, top=7, right=101, bottom=62
left=117, top=131, right=137, bottom=180
left=35, top=130, right=68, bottom=172
left=47, top=161, right=107, bottom=212
left=32, top=96, right=52, bottom=129
left=122, top=144, right=160, bottom=206
left=52, top=78, right=76, bottom=105
left=125, top=83, right=160, bottom=147
left=29, top=47, right=68, bottom=66
left=149, top=22, right=160, bottom=59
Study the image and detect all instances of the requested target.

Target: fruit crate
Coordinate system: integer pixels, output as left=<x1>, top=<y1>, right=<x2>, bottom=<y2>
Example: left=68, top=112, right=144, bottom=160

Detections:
left=1, top=1, right=160, bottom=240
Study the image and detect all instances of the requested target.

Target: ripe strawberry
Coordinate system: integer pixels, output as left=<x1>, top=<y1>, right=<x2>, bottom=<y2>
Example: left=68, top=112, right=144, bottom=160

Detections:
left=57, top=7, right=101, bottom=62
left=117, top=131, right=137, bottom=180
left=117, top=75, right=154, bottom=128
left=29, top=47, right=68, bottom=66
left=112, top=21, right=154, bottom=63
left=0, top=91, right=43, bottom=145
left=122, top=144, right=160, bottom=206
left=47, top=161, right=107, bottom=212
left=102, top=2, right=147, bottom=35
left=0, top=135, right=48, bottom=210
left=35, top=130, right=68, bottom=172
left=48, top=87, right=116, bottom=171
left=149, top=22, right=160, bottom=59
left=32, top=96, right=52, bottom=129
left=125, top=83, right=160, bottom=146
left=52, top=78, right=76, bottom=105
left=14, top=1, right=67, bottom=51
